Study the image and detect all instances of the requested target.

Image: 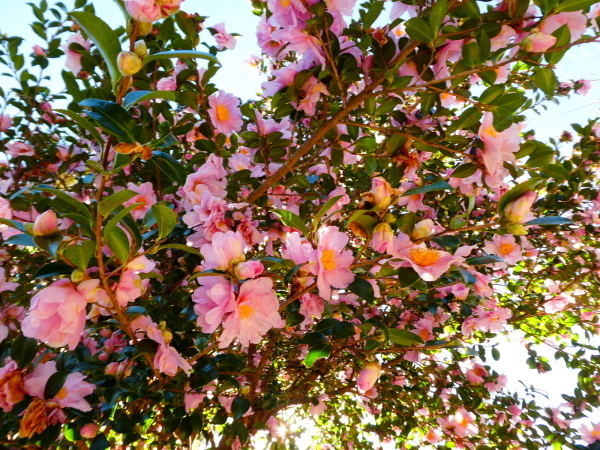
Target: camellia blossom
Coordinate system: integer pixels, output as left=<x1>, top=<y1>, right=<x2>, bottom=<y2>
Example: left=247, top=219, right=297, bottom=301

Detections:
left=0, top=114, right=12, bottom=132
left=0, top=360, right=25, bottom=412
left=212, top=22, right=237, bottom=50
left=438, top=408, right=479, bottom=438
left=357, top=361, right=382, bottom=393
left=193, top=276, right=236, bottom=333
left=201, top=230, right=247, bottom=271
left=308, top=226, right=354, bottom=299
left=218, top=277, right=282, bottom=348
left=208, top=90, right=243, bottom=136
left=325, top=0, right=356, bottom=15
left=125, top=0, right=184, bottom=23
left=394, top=244, right=465, bottom=282
left=62, top=33, right=91, bottom=74
left=478, top=112, right=520, bottom=176
left=124, top=182, right=158, bottom=220
left=484, top=234, right=522, bottom=265
left=581, top=422, right=600, bottom=444
left=22, top=279, right=106, bottom=350
left=6, top=142, right=34, bottom=158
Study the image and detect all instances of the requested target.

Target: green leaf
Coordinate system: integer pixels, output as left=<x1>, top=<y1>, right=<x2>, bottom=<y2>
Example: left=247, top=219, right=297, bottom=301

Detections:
left=5, top=234, right=36, bottom=247
left=36, top=261, right=74, bottom=279
left=231, top=397, right=251, bottom=421
left=55, top=109, right=105, bottom=146
left=540, top=163, right=570, bottom=181
left=151, top=151, right=187, bottom=185
left=143, top=50, right=219, bottom=66
left=152, top=204, right=177, bottom=240
left=44, top=371, right=69, bottom=399
left=304, top=343, right=331, bottom=368
left=99, top=189, right=138, bottom=217
left=37, top=187, right=92, bottom=219
left=491, top=93, right=527, bottom=112
left=69, top=11, right=122, bottom=92
left=123, top=90, right=177, bottom=110
left=397, top=267, right=420, bottom=287
left=534, top=67, right=557, bottom=96
left=64, top=240, right=96, bottom=269
left=447, top=107, right=482, bottom=133
left=154, top=244, right=202, bottom=257
left=429, top=0, right=448, bottom=32
left=388, top=329, right=424, bottom=346
left=90, top=433, right=110, bottom=450
left=34, top=235, right=63, bottom=257
left=80, top=99, right=136, bottom=143
left=498, top=178, right=543, bottom=214
left=479, top=85, right=505, bottom=104
left=284, top=263, right=306, bottom=285
left=332, top=321, right=356, bottom=340
left=0, top=218, right=27, bottom=233
left=86, top=160, right=105, bottom=174
left=545, top=25, right=571, bottom=64
left=451, top=163, right=478, bottom=178
left=466, top=254, right=505, bottom=265
left=272, top=209, right=310, bottom=237
left=105, top=226, right=130, bottom=262
left=347, top=276, right=375, bottom=304
left=555, top=0, right=598, bottom=12
left=404, top=18, right=436, bottom=44
left=11, top=335, right=38, bottom=367
left=402, top=181, right=453, bottom=196
left=534, top=0, right=559, bottom=13
left=525, top=216, right=574, bottom=226
left=63, top=214, right=95, bottom=239
left=492, top=347, right=501, bottom=361
left=462, top=41, right=480, bottom=68
left=312, top=195, right=343, bottom=232
left=526, top=149, right=555, bottom=168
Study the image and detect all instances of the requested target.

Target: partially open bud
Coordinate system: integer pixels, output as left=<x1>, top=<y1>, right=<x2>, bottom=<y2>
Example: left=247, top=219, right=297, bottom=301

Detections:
left=371, top=177, right=397, bottom=209
left=117, top=51, right=143, bottom=76
left=138, top=22, right=153, bottom=36
left=80, top=423, right=99, bottom=439
left=356, top=361, right=381, bottom=393
left=234, top=260, right=264, bottom=279
left=32, top=210, right=59, bottom=236
left=134, top=40, right=148, bottom=58
left=504, top=191, right=537, bottom=224
left=411, top=219, right=434, bottom=240
left=371, top=222, right=394, bottom=253
left=71, top=268, right=86, bottom=283
left=521, top=32, right=557, bottom=53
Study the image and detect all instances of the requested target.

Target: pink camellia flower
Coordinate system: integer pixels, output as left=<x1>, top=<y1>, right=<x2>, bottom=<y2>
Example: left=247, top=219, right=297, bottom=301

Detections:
left=0, top=267, right=19, bottom=294
left=296, top=76, right=329, bottom=116
left=521, top=32, right=557, bottom=53
left=490, top=25, right=517, bottom=51
left=0, top=360, right=25, bottom=412
left=154, top=340, right=192, bottom=376
left=484, top=234, right=522, bottom=264
left=0, top=114, right=12, bottom=132
left=157, top=0, right=184, bottom=17
left=581, top=422, right=600, bottom=444
left=21, top=279, right=104, bottom=350
left=394, top=244, right=465, bottom=282
left=575, top=79, right=592, bottom=96
left=32, top=45, right=46, bottom=56
left=325, top=0, right=357, bottom=15
left=123, top=182, right=157, bottom=220
left=438, top=408, right=479, bottom=438
left=478, top=112, right=520, bottom=176
left=357, top=361, right=381, bottom=393
left=24, top=361, right=95, bottom=411
left=201, top=230, right=247, bottom=271
left=193, top=276, right=236, bottom=333
left=125, top=0, right=161, bottom=22
left=6, top=141, right=35, bottom=158
left=234, top=260, right=264, bottom=279
left=80, top=423, right=99, bottom=439
left=212, top=23, right=237, bottom=50
left=115, top=270, right=145, bottom=307
left=308, top=226, right=354, bottom=299
left=157, top=75, right=177, bottom=91
left=218, top=277, right=283, bottom=348
left=504, top=191, right=537, bottom=223
left=370, top=222, right=394, bottom=253
left=370, top=177, right=397, bottom=209
left=539, top=11, right=588, bottom=43
left=208, top=90, right=243, bottom=136
left=62, top=33, right=92, bottom=74
left=543, top=279, right=575, bottom=314
left=32, top=210, right=59, bottom=236
left=465, top=363, right=488, bottom=384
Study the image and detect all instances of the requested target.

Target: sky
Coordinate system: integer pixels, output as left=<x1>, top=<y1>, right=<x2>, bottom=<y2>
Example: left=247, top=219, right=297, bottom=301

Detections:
left=1, top=0, right=599, bottom=439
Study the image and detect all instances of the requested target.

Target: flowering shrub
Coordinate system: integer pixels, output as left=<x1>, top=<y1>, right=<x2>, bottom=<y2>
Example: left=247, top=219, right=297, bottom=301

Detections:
left=1, top=0, right=600, bottom=448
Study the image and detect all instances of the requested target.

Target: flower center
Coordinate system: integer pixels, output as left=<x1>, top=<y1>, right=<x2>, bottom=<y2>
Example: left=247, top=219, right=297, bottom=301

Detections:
left=239, top=304, right=255, bottom=319
left=320, top=249, right=337, bottom=271
left=216, top=105, right=230, bottom=122
left=460, top=417, right=470, bottom=427
left=485, top=126, right=500, bottom=138
left=281, top=0, right=290, bottom=6
left=409, top=247, right=441, bottom=266
left=473, top=367, right=486, bottom=377
left=499, top=243, right=514, bottom=255
left=55, top=387, right=68, bottom=400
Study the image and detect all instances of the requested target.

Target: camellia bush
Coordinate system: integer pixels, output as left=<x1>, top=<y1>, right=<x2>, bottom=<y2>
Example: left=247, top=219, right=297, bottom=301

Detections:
left=2, top=0, right=600, bottom=448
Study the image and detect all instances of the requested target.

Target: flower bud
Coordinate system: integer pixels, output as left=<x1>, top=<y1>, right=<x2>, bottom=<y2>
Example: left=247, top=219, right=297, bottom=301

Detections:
left=239, top=385, right=251, bottom=395
left=32, top=210, right=59, bottom=236
left=371, top=177, right=396, bottom=209
left=134, top=40, right=148, bottom=58
left=71, top=268, right=86, bottom=283
left=234, top=260, right=264, bottom=279
left=117, top=51, right=143, bottom=76
left=411, top=219, right=434, bottom=240
left=504, top=191, right=537, bottom=224
left=138, top=22, right=153, bottom=36
left=371, top=222, right=394, bottom=253
left=80, top=423, right=99, bottom=439
left=521, top=32, right=557, bottom=53
left=357, top=361, right=381, bottom=393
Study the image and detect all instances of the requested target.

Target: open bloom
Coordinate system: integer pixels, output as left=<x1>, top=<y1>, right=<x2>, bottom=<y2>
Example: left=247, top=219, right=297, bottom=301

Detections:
left=193, top=276, right=236, bottom=333
left=394, top=244, right=465, bottom=282
left=124, top=182, right=157, bottom=220
left=208, top=90, right=243, bottom=136
left=581, top=422, right=600, bottom=444
left=484, top=234, right=522, bottom=264
left=438, top=408, right=479, bottom=438
left=62, top=32, right=91, bottom=74
left=0, top=360, right=25, bottom=412
left=309, top=226, right=354, bottom=299
left=212, top=22, right=237, bottom=50
left=218, top=277, right=283, bottom=348
left=201, top=230, right=247, bottom=271
left=22, top=279, right=105, bottom=350
left=478, top=112, right=520, bottom=176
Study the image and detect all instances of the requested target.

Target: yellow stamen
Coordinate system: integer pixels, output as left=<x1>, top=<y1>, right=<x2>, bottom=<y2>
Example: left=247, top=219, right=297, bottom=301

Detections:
left=239, top=304, right=255, bottom=319
left=485, top=126, right=500, bottom=138
left=55, top=387, right=68, bottom=400
left=409, top=247, right=441, bottom=267
left=216, top=104, right=230, bottom=122
left=281, top=0, right=290, bottom=6
left=499, top=243, right=514, bottom=255
left=320, top=249, right=337, bottom=271
left=460, top=417, right=470, bottom=427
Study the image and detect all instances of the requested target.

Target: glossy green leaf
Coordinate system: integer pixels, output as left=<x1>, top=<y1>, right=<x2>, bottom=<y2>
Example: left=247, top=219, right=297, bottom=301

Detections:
left=152, top=204, right=177, bottom=240
left=79, top=99, right=136, bottom=143
left=143, top=50, right=219, bottom=66
left=555, top=0, right=598, bottom=12
left=348, top=276, right=375, bottom=304
left=272, top=209, right=310, bottom=237
left=429, top=0, right=448, bottom=32
left=404, top=18, right=436, bottom=44
left=123, top=90, right=177, bottom=110
left=402, top=181, right=453, bottom=196
left=36, top=261, right=74, bottom=279
left=151, top=151, right=187, bottom=185
left=5, top=233, right=36, bottom=247
left=231, top=397, right=251, bottom=421
left=304, top=343, right=332, bottom=368
left=312, top=195, right=343, bottom=231
left=55, top=109, right=105, bottom=146
left=525, top=216, right=574, bottom=225
left=534, top=67, right=557, bottom=96
left=64, top=240, right=96, bottom=269
left=154, top=244, right=202, bottom=257
left=11, top=335, right=38, bottom=367
left=388, top=329, right=424, bottom=346
left=38, top=187, right=92, bottom=219
left=466, top=254, right=505, bottom=265
left=44, top=371, right=69, bottom=399
left=99, top=189, right=138, bottom=217
left=451, top=163, right=478, bottom=178
left=498, top=178, right=543, bottom=214
left=105, top=226, right=130, bottom=262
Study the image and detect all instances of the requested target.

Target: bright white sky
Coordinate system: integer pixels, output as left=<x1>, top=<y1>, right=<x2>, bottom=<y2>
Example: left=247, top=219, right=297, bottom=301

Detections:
left=1, top=0, right=599, bottom=439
